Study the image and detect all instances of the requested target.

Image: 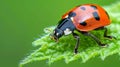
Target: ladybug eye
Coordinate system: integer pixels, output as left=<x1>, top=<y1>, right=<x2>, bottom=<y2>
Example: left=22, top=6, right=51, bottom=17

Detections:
left=56, top=33, right=59, bottom=36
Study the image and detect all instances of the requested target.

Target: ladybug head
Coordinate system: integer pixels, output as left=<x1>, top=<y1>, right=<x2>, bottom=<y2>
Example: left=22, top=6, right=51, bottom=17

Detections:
left=51, top=18, right=75, bottom=41
left=50, top=28, right=64, bottom=41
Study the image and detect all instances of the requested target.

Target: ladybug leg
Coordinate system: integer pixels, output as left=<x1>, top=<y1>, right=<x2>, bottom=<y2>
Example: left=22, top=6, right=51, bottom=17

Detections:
left=95, top=26, right=104, bottom=30
left=103, top=27, right=116, bottom=39
left=95, top=27, right=116, bottom=39
left=82, top=32, right=108, bottom=47
left=72, top=32, right=80, bottom=54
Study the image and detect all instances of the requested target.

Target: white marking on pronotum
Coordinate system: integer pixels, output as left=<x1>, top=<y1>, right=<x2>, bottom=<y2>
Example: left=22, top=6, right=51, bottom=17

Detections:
left=64, top=28, right=72, bottom=35
left=71, top=17, right=74, bottom=21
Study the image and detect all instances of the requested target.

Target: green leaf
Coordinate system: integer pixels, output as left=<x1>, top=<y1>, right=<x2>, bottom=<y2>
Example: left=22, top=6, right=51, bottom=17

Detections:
left=19, top=2, right=120, bottom=67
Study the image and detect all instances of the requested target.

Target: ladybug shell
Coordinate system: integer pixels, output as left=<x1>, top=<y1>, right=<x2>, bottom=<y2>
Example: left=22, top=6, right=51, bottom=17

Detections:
left=62, top=4, right=110, bottom=32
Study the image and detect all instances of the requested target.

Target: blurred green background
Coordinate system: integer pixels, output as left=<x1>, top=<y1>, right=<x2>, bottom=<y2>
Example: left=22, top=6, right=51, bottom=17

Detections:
left=0, top=0, right=120, bottom=67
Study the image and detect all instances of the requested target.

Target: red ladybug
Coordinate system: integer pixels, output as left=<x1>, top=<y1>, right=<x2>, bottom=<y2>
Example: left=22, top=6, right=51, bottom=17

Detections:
left=51, top=4, right=114, bottom=53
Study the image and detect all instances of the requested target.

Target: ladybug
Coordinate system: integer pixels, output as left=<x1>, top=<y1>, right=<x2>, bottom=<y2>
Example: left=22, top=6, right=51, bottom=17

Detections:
left=51, top=4, right=114, bottom=54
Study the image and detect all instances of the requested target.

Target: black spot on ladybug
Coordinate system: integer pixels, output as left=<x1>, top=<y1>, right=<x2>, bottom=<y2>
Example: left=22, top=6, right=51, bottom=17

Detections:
left=80, top=7, right=86, bottom=10
left=105, top=11, right=110, bottom=19
left=91, top=5, right=97, bottom=10
left=68, top=12, right=76, bottom=17
left=92, top=12, right=100, bottom=21
left=80, top=21, right=87, bottom=26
